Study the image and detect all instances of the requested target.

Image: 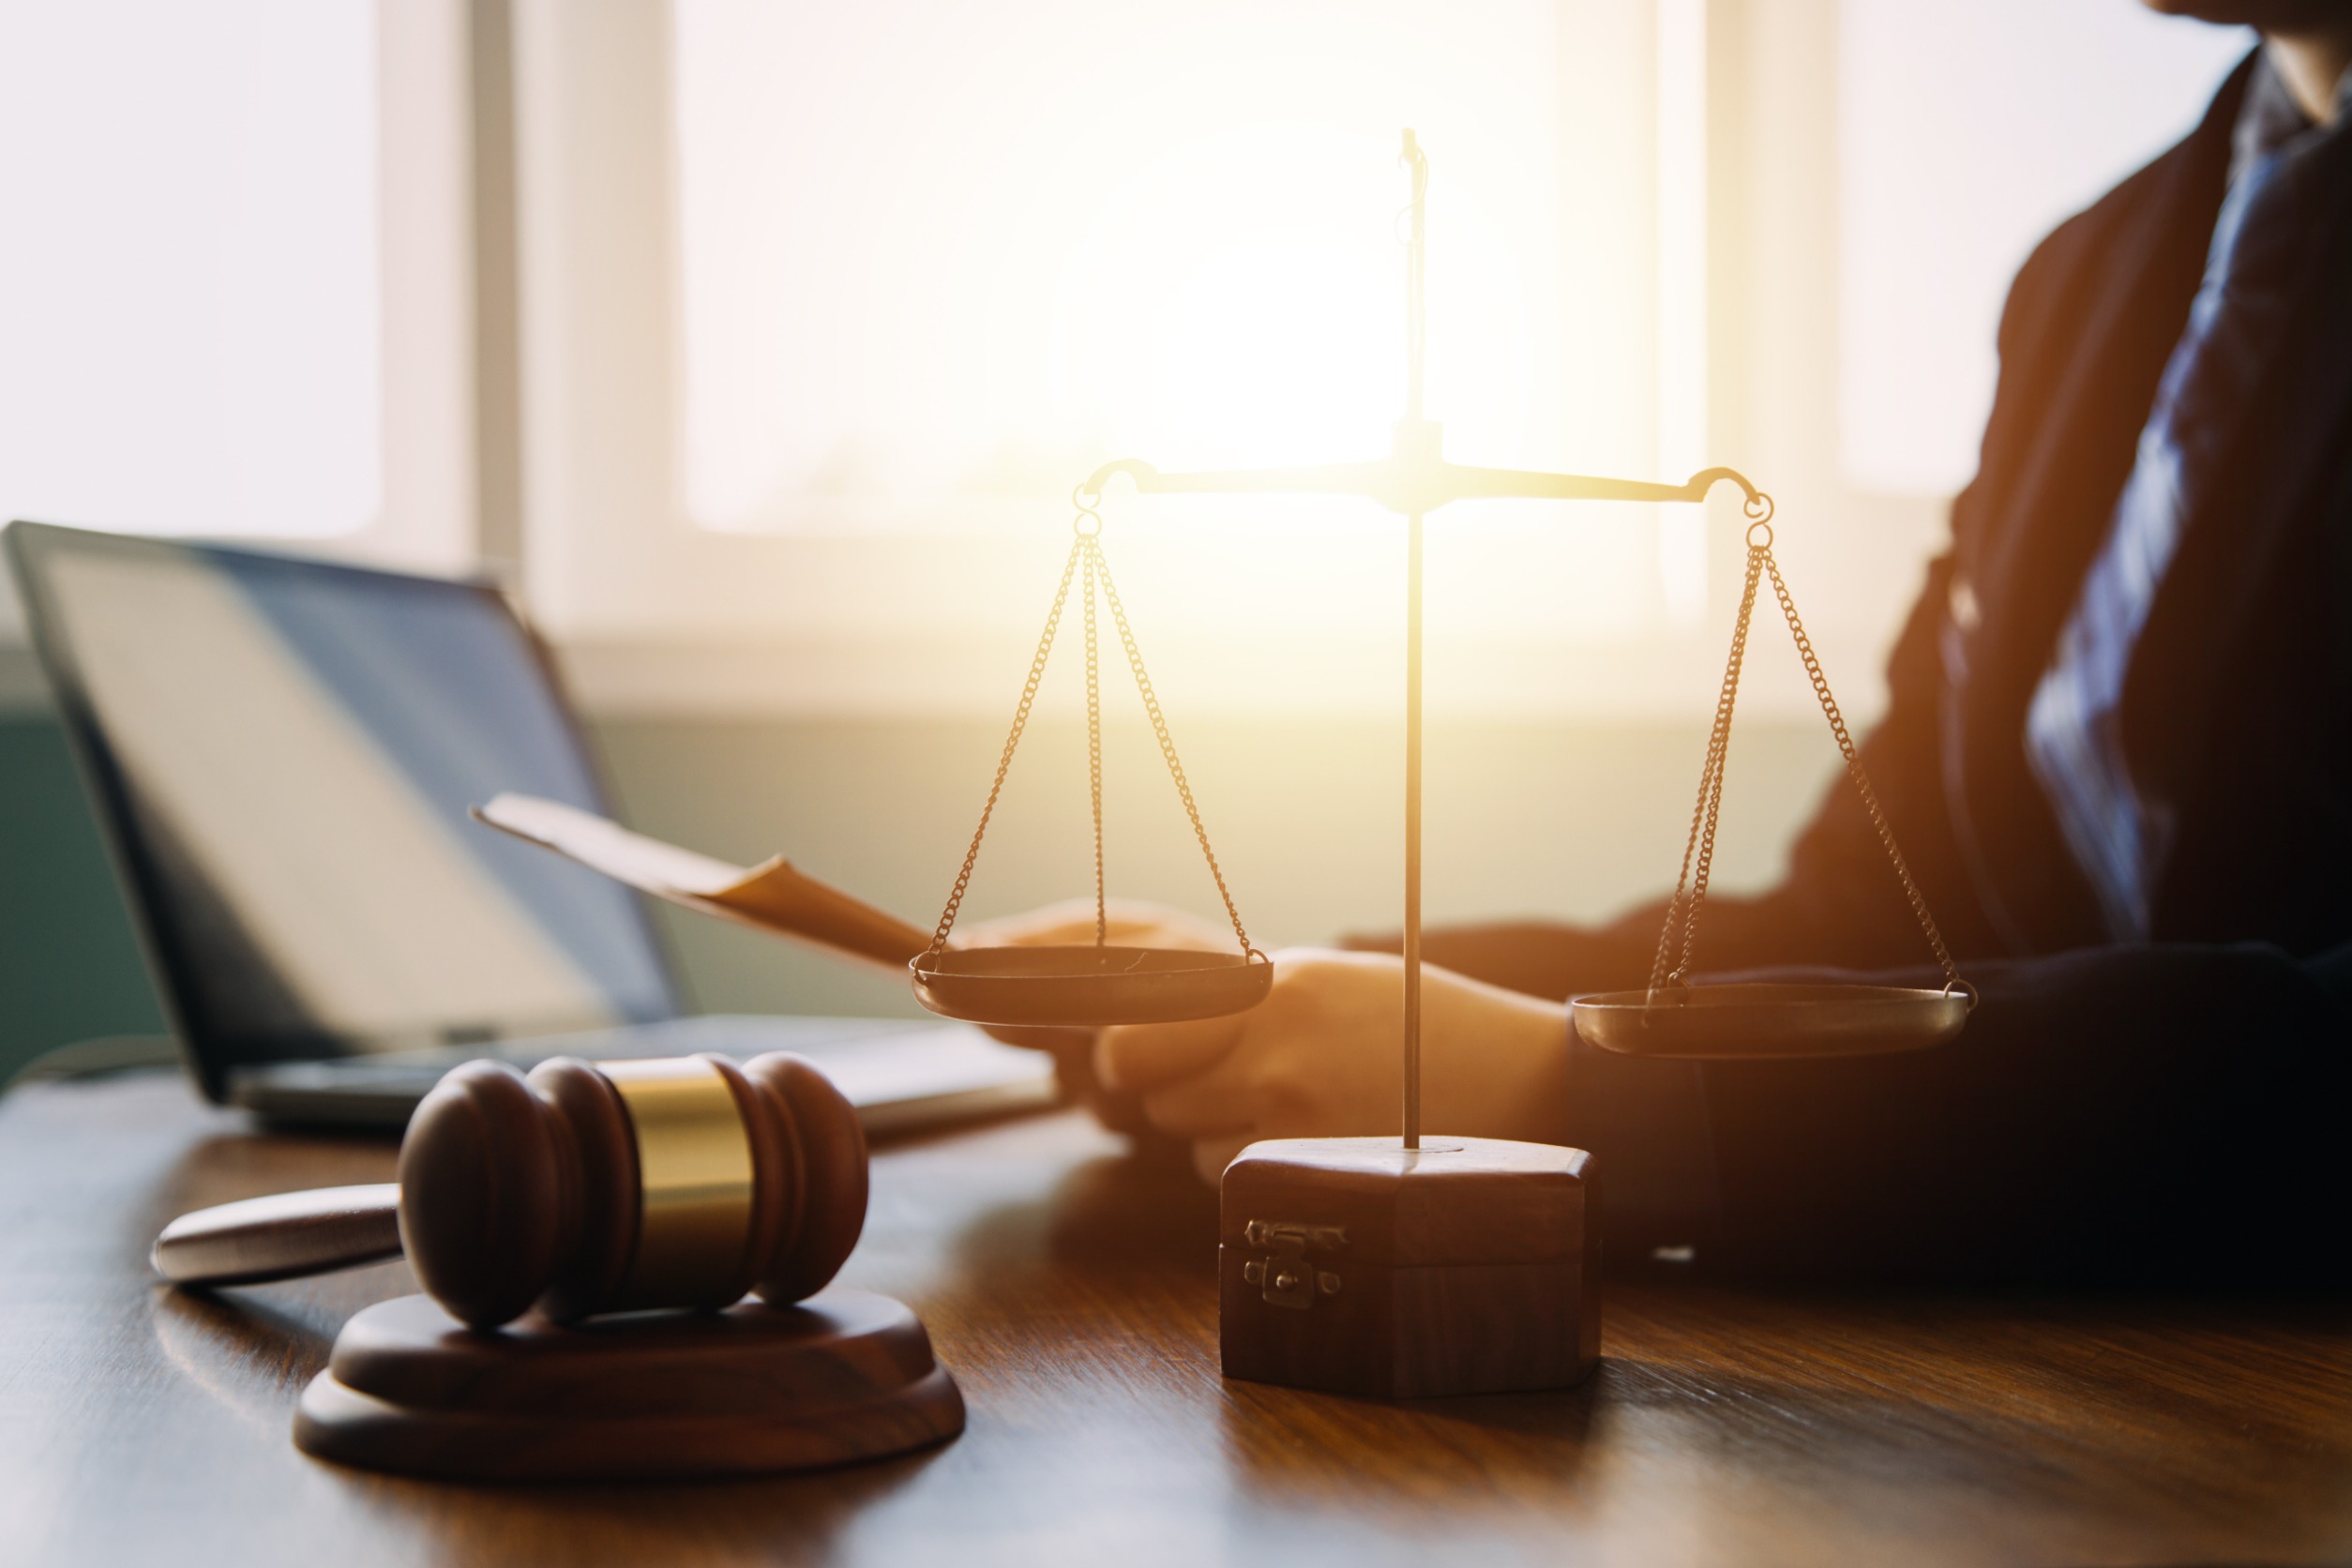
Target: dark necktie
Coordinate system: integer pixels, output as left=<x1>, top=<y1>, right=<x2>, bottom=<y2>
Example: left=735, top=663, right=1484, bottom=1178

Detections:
left=2025, top=72, right=2345, bottom=940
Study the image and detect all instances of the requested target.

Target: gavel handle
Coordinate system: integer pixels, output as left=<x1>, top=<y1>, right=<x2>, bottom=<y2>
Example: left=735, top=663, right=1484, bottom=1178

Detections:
left=152, top=1184, right=403, bottom=1287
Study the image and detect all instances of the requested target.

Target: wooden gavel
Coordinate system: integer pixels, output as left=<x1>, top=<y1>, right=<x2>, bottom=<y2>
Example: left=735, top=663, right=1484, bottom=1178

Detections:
left=153, top=1052, right=867, bottom=1328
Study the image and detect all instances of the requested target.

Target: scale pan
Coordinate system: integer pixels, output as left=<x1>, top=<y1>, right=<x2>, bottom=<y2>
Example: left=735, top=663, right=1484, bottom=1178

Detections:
left=911, top=945, right=1273, bottom=1028
left=1571, top=983, right=1968, bottom=1061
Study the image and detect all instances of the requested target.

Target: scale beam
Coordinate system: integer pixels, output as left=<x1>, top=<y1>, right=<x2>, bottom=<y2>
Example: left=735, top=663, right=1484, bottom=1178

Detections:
left=1082, top=447, right=1768, bottom=521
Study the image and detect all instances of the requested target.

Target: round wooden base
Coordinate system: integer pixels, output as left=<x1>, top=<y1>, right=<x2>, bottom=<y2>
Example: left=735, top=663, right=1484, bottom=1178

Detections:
left=294, top=1288, right=964, bottom=1482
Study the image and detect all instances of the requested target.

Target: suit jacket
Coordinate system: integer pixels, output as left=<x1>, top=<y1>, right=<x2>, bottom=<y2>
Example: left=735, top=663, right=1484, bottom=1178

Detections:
left=1379, top=56, right=2352, bottom=1284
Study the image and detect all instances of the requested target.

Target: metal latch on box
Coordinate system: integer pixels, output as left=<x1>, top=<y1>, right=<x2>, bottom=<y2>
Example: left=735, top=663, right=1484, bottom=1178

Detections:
left=1240, top=1220, right=1347, bottom=1310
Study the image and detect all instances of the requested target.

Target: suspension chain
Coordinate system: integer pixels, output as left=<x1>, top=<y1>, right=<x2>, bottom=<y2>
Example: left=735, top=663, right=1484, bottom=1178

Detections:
left=1649, top=546, right=1765, bottom=995
left=927, top=534, right=1086, bottom=955
left=1759, top=548, right=1963, bottom=994
left=1649, top=500, right=1968, bottom=1001
left=1089, top=539, right=1256, bottom=957
left=927, top=502, right=1256, bottom=960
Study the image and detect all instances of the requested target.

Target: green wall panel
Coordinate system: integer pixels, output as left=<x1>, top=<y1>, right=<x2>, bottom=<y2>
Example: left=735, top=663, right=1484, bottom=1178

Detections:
left=0, top=710, right=1840, bottom=1085
left=0, top=718, right=167, bottom=1078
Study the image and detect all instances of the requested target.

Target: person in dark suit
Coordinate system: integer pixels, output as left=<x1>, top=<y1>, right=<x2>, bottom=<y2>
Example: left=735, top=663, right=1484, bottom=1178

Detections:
left=990, top=7, right=2352, bottom=1283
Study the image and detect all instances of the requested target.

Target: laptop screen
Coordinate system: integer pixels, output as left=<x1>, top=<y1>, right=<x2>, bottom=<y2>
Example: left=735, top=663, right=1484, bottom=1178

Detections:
left=8, top=523, right=678, bottom=1093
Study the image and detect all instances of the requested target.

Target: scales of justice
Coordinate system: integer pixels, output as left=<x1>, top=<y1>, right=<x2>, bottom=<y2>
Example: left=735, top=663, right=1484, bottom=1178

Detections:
left=906, top=129, right=1975, bottom=1088
left=896, top=130, right=1978, bottom=1398
left=476, top=131, right=1978, bottom=1403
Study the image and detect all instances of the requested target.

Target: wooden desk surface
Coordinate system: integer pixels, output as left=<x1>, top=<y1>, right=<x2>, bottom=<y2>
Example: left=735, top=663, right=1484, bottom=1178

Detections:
left=2, top=1074, right=2347, bottom=1568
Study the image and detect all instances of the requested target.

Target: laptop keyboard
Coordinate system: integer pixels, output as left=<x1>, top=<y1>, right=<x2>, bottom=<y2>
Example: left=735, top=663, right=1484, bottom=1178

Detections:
left=225, top=1015, right=1058, bottom=1133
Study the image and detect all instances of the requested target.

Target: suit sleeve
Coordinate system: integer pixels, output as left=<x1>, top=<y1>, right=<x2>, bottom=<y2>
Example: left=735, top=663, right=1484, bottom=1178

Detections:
left=1573, top=940, right=2352, bottom=1286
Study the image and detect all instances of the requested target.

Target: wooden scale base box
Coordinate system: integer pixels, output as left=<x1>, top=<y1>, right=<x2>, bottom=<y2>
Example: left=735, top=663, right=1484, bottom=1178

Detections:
left=1219, top=1137, right=1602, bottom=1399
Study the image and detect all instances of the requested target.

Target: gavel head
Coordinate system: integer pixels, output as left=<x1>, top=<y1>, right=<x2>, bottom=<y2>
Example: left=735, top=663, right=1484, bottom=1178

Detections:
left=396, top=1051, right=867, bottom=1328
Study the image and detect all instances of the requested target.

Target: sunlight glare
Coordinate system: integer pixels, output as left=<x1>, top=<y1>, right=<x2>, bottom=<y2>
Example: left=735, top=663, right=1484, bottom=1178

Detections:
left=672, top=0, right=1571, bottom=531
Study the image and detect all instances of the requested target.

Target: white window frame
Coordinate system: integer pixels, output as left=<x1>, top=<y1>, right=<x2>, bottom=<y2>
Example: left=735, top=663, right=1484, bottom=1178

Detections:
left=0, top=0, right=1946, bottom=729
left=1688, top=0, right=1952, bottom=729
left=510, top=0, right=1832, bottom=721
left=0, top=0, right=482, bottom=664
left=364, top=0, right=484, bottom=580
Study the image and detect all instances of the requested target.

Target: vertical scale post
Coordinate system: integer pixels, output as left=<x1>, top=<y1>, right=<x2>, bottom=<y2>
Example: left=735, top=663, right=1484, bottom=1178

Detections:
left=1404, top=511, right=1424, bottom=1150
left=1399, top=130, right=1428, bottom=1151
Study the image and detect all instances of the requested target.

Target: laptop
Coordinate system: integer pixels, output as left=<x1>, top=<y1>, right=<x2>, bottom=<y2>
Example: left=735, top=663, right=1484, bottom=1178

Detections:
left=4, top=520, right=1057, bottom=1131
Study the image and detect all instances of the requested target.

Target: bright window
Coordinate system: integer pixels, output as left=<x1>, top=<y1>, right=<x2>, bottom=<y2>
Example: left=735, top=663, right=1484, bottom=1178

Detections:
left=1838, top=2, right=2249, bottom=496
left=0, top=0, right=380, bottom=539
left=671, top=0, right=1597, bottom=535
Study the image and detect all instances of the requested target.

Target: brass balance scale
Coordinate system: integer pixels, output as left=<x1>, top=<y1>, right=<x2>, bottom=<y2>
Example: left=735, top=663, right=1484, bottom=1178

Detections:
left=907, top=130, right=1974, bottom=1119
left=451, top=128, right=1985, bottom=1407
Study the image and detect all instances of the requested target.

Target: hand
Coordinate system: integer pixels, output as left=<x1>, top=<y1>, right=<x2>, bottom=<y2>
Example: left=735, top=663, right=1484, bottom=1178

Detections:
left=958, top=897, right=1237, bottom=955
left=1095, top=947, right=1572, bottom=1184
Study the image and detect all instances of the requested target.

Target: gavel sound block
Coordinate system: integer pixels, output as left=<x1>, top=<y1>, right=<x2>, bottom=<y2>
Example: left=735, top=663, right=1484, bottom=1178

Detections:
left=154, top=1052, right=963, bottom=1482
